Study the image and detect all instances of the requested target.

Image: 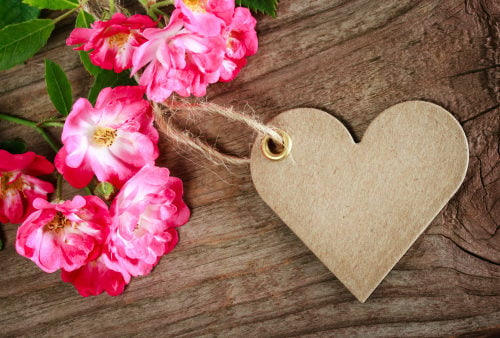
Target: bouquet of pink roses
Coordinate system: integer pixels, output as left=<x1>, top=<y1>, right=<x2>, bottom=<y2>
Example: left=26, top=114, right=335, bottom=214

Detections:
left=0, top=0, right=277, bottom=296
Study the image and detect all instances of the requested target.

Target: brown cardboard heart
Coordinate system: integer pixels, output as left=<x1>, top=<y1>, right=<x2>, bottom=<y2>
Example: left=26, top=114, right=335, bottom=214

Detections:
left=250, top=101, right=468, bottom=302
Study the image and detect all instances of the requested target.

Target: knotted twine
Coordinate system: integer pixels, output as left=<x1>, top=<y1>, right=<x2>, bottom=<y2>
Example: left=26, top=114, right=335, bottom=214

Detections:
left=153, top=99, right=284, bottom=166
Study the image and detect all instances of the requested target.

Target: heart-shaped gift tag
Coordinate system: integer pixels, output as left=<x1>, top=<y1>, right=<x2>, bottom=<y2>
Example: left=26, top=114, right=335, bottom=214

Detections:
left=250, top=101, right=468, bottom=302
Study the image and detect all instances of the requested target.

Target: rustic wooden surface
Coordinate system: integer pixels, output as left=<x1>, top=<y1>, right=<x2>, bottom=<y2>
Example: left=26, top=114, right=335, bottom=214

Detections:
left=1, top=0, right=499, bottom=336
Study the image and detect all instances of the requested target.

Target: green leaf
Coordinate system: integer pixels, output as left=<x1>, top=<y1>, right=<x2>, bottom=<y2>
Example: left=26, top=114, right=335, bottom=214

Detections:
left=22, top=0, right=78, bottom=10
left=88, top=70, right=137, bottom=104
left=0, top=0, right=40, bottom=29
left=236, top=0, right=279, bottom=17
left=75, top=10, right=101, bottom=76
left=45, top=59, right=73, bottom=116
left=0, top=138, right=28, bottom=154
left=76, top=9, right=94, bottom=28
left=79, top=51, right=102, bottom=76
left=0, top=19, right=54, bottom=71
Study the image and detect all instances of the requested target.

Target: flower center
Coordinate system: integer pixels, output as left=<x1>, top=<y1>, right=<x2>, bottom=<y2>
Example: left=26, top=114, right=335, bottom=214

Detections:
left=0, top=172, right=24, bottom=197
left=183, top=0, right=206, bottom=12
left=45, top=212, right=72, bottom=233
left=107, top=33, right=130, bottom=49
left=226, top=32, right=238, bottom=50
left=93, top=126, right=117, bottom=147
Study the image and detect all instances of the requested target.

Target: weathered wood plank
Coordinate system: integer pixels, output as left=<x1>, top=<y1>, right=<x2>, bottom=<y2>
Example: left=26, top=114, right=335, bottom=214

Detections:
left=0, top=0, right=499, bottom=336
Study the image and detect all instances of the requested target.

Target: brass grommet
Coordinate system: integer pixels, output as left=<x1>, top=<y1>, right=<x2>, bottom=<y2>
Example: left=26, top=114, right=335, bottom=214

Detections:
left=261, top=129, right=292, bottom=161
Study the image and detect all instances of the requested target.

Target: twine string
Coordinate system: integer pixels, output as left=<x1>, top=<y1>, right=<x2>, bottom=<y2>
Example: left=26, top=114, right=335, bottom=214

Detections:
left=153, top=101, right=283, bottom=166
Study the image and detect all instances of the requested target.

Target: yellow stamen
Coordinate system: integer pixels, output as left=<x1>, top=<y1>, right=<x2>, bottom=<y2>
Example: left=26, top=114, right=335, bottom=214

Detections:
left=183, top=0, right=206, bottom=12
left=226, top=33, right=237, bottom=49
left=108, top=33, right=130, bottom=49
left=45, top=212, right=72, bottom=233
left=93, top=126, right=117, bottom=147
left=0, top=172, right=25, bottom=198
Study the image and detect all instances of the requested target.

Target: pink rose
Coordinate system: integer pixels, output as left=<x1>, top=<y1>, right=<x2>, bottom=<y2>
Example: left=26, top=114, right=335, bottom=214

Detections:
left=103, top=165, right=190, bottom=278
left=175, top=0, right=235, bottom=36
left=219, top=7, right=258, bottom=82
left=16, top=195, right=110, bottom=273
left=132, top=10, right=225, bottom=102
left=55, top=86, right=159, bottom=189
left=61, top=255, right=129, bottom=297
left=0, top=150, right=54, bottom=224
left=67, top=13, right=157, bottom=73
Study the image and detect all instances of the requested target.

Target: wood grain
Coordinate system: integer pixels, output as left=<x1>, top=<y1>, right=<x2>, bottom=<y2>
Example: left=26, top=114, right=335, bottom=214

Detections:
left=0, top=0, right=499, bottom=336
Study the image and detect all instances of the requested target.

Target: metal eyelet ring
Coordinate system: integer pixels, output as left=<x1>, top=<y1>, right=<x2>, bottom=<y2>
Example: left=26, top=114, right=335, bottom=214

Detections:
left=261, top=129, right=292, bottom=161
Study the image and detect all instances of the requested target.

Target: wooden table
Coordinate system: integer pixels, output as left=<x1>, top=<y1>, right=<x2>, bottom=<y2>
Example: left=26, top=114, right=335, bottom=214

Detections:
left=1, top=0, right=499, bottom=336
